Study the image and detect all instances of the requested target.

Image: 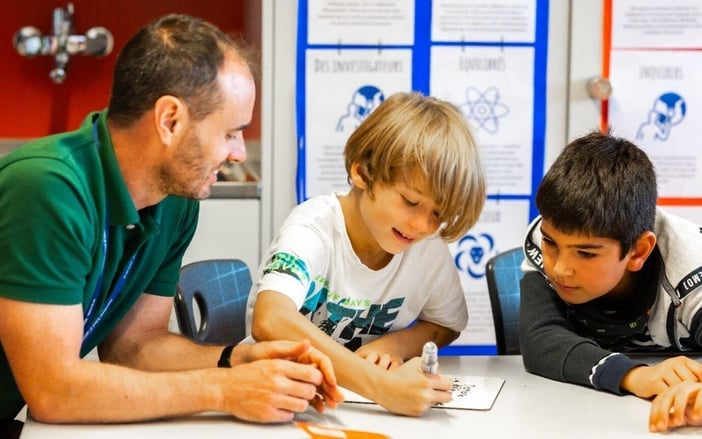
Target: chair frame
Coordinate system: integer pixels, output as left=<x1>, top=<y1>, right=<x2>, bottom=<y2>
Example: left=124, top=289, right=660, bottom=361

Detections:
left=485, top=247, right=524, bottom=355
left=174, top=258, right=252, bottom=345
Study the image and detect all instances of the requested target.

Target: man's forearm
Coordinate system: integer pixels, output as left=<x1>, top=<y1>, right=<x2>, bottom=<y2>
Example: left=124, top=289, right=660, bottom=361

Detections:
left=100, top=330, right=223, bottom=371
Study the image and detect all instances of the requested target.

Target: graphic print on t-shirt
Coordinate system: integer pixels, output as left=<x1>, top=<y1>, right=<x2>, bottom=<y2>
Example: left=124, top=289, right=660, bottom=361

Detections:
left=264, top=251, right=405, bottom=351
left=301, top=274, right=405, bottom=351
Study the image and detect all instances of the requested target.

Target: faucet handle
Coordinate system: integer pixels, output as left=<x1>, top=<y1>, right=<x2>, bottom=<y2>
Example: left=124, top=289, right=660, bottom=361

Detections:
left=53, top=3, right=75, bottom=36
left=84, top=27, right=113, bottom=57
left=13, top=2, right=112, bottom=83
left=65, top=27, right=113, bottom=57
left=49, top=66, right=67, bottom=84
left=13, top=26, right=43, bottom=56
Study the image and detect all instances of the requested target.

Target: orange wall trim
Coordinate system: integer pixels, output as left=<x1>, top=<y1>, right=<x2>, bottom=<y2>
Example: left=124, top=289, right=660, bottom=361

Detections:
left=600, top=0, right=612, bottom=133
left=658, top=198, right=702, bottom=207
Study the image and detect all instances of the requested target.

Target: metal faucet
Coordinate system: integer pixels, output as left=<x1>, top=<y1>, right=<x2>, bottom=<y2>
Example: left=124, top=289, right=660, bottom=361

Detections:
left=13, top=3, right=113, bottom=83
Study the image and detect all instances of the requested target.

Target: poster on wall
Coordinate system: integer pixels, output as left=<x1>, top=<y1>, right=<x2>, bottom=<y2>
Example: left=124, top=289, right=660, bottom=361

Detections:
left=431, top=45, right=536, bottom=196
left=605, top=0, right=702, bottom=205
left=303, top=49, right=412, bottom=197
left=296, top=0, right=549, bottom=353
left=450, top=199, right=531, bottom=346
left=297, top=0, right=416, bottom=200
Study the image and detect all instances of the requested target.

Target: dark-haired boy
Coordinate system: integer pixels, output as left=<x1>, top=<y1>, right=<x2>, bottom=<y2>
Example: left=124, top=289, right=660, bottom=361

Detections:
left=520, top=130, right=702, bottom=406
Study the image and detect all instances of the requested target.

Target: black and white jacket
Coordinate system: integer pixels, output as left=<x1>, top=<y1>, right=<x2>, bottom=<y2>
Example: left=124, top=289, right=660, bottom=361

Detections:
left=519, top=207, right=702, bottom=394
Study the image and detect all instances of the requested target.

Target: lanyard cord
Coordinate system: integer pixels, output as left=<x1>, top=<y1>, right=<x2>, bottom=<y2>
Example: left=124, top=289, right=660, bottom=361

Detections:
left=81, top=119, right=138, bottom=350
left=82, top=239, right=138, bottom=348
left=83, top=219, right=108, bottom=328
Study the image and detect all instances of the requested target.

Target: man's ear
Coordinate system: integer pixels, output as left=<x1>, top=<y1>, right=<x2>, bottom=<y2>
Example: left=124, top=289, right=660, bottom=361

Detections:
left=627, top=231, right=656, bottom=272
left=349, top=162, right=369, bottom=190
left=153, top=95, right=186, bottom=146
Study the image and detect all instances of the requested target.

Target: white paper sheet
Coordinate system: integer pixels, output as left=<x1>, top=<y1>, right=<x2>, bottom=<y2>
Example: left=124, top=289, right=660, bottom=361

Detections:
left=612, top=0, right=702, bottom=49
left=430, top=45, right=535, bottom=196
left=431, top=0, right=536, bottom=43
left=608, top=50, right=702, bottom=198
left=342, top=374, right=506, bottom=411
left=307, top=0, right=415, bottom=45
left=303, top=48, right=412, bottom=198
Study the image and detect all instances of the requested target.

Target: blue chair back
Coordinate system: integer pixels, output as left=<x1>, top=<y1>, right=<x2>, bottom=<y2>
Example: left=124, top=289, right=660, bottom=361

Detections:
left=485, top=248, right=525, bottom=355
left=174, top=259, right=252, bottom=345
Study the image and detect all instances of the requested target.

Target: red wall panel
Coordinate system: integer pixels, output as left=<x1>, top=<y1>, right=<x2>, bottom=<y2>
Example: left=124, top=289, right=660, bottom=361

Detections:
left=1, top=0, right=260, bottom=139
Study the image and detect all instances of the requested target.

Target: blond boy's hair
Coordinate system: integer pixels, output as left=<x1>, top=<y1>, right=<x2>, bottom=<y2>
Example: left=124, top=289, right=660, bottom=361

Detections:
left=344, top=91, right=486, bottom=241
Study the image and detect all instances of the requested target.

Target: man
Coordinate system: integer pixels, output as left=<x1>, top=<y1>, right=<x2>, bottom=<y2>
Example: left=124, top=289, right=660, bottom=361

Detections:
left=0, top=14, right=342, bottom=438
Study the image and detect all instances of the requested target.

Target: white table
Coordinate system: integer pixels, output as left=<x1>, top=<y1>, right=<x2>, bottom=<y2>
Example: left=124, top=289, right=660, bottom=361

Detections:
left=19, top=355, right=702, bottom=438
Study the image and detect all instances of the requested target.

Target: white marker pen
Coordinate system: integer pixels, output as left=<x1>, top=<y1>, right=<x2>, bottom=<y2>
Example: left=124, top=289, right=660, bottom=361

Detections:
left=421, top=341, right=438, bottom=374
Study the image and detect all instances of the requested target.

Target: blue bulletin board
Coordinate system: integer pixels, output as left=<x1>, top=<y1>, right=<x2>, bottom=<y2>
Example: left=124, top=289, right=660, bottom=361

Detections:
left=295, top=0, right=549, bottom=354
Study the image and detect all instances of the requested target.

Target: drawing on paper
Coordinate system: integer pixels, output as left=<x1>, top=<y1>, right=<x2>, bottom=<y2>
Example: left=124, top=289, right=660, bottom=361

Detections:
left=453, top=232, right=496, bottom=279
left=636, top=92, right=686, bottom=142
left=336, top=85, right=385, bottom=133
left=459, top=86, right=510, bottom=134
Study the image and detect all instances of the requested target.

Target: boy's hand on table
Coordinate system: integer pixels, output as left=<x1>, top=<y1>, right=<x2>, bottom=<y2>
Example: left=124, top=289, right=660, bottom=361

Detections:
left=622, top=356, right=702, bottom=399
left=649, top=382, right=702, bottom=432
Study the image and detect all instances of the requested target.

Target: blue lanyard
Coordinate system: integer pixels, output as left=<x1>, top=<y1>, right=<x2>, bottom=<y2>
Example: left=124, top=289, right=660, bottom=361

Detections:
left=83, top=219, right=108, bottom=328
left=82, top=117, right=138, bottom=349
left=82, top=224, right=139, bottom=348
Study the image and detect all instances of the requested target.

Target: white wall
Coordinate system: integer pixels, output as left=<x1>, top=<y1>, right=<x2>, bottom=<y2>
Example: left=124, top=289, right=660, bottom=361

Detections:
left=261, top=0, right=300, bottom=249
left=568, top=0, right=607, bottom=140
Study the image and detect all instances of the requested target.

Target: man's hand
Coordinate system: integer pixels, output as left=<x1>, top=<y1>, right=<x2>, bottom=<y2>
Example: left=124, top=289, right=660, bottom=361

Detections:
left=220, top=357, right=328, bottom=423
left=232, top=340, right=344, bottom=413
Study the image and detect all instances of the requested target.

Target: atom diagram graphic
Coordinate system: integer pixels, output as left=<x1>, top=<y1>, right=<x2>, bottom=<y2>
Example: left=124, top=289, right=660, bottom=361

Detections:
left=460, top=87, right=510, bottom=134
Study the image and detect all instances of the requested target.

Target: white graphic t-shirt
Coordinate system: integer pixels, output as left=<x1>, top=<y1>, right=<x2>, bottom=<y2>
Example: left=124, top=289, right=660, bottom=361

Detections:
left=245, top=194, right=468, bottom=351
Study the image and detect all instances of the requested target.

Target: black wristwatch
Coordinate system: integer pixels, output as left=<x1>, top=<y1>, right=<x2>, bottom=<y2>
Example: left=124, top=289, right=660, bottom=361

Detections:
left=217, top=344, right=236, bottom=368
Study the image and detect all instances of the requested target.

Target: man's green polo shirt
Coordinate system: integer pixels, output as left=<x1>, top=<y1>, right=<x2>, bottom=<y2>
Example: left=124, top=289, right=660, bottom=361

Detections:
left=0, top=110, right=199, bottom=423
